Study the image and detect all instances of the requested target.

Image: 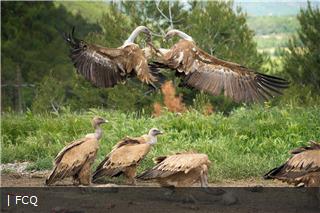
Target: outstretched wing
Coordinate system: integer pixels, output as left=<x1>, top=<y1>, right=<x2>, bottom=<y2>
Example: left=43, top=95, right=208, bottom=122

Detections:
left=137, top=153, right=210, bottom=180
left=154, top=40, right=289, bottom=103
left=64, top=29, right=126, bottom=88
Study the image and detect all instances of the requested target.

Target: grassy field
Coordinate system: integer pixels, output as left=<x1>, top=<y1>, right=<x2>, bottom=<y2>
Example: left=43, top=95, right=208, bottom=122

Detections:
left=2, top=106, right=319, bottom=182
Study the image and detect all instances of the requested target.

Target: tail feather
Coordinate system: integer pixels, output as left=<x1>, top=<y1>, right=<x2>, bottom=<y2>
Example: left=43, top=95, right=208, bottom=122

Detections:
left=263, top=164, right=285, bottom=180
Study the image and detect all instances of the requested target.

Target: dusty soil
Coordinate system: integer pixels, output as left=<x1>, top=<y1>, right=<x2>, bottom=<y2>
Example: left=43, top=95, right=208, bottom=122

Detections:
left=0, top=172, right=288, bottom=187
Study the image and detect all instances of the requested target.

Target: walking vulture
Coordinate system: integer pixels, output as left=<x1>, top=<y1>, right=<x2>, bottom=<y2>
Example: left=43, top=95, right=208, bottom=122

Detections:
left=92, top=128, right=163, bottom=185
left=264, top=141, right=320, bottom=187
left=64, top=26, right=160, bottom=88
left=45, top=116, right=107, bottom=186
left=137, top=152, right=211, bottom=187
left=150, top=29, right=289, bottom=103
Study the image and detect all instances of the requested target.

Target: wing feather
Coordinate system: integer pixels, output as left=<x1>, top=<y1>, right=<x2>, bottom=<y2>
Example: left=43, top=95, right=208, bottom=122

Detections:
left=137, top=153, right=210, bottom=180
left=155, top=40, right=289, bottom=103
left=64, top=31, right=126, bottom=88
left=264, top=141, right=320, bottom=186
left=46, top=138, right=98, bottom=185
left=92, top=143, right=151, bottom=181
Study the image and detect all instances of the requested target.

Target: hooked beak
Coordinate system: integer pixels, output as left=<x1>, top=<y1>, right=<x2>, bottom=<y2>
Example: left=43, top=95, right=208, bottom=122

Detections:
left=157, top=130, right=164, bottom=135
left=102, top=119, right=109, bottom=124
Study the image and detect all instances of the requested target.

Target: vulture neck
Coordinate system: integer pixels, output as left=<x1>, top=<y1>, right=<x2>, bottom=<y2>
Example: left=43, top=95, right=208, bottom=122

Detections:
left=147, top=135, right=157, bottom=145
left=94, top=125, right=103, bottom=140
left=123, top=27, right=144, bottom=47
left=173, top=30, right=193, bottom=41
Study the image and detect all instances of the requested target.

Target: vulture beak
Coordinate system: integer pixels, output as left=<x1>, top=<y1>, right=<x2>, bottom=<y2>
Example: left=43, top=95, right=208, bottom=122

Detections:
left=102, top=119, right=109, bottom=124
left=156, top=130, right=164, bottom=135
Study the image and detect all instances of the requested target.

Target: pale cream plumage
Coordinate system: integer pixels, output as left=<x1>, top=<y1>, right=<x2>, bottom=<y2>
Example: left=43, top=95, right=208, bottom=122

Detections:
left=137, top=152, right=211, bottom=187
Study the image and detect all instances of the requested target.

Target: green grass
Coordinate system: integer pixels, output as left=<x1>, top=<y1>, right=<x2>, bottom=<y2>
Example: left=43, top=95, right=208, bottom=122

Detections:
left=2, top=106, right=320, bottom=182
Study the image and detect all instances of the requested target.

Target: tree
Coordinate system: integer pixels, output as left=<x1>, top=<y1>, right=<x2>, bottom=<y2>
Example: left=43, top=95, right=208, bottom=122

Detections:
left=282, top=3, right=320, bottom=91
left=1, top=2, right=100, bottom=111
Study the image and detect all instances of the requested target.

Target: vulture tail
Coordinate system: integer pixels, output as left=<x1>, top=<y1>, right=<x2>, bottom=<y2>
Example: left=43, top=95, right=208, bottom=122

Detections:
left=136, top=169, right=154, bottom=180
left=92, top=169, right=106, bottom=183
left=148, top=63, right=166, bottom=85
left=263, top=164, right=285, bottom=180
left=45, top=165, right=58, bottom=185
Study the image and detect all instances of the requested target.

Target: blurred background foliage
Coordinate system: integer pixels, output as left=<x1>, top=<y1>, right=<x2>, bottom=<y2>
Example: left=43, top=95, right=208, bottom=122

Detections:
left=1, top=1, right=320, bottom=115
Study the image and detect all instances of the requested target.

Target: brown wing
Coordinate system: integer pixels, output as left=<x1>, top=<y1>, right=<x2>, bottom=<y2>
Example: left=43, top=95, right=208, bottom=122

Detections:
left=46, top=137, right=98, bottom=185
left=64, top=29, right=158, bottom=88
left=93, top=136, right=144, bottom=174
left=264, top=141, right=320, bottom=186
left=154, top=39, right=289, bottom=103
left=137, top=152, right=210, bottom=180
left=54, top=138, right=86, bottom=164
left=92, top=143, right=151, bottom=181
left=64, top=31, right=126, bottom=88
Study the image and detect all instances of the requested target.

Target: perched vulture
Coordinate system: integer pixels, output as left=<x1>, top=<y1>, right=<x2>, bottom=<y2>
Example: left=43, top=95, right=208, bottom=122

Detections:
left=137, top=152, right=211, bottom=187
left=45, top=117, right=107, bottom=186
left=92, top=128, right=163, bottom=185
left=64, top=26, right=160, bottom=88
left=150, top=29, right=289, bottom=103
left=264, top=141, right=320, bottom=187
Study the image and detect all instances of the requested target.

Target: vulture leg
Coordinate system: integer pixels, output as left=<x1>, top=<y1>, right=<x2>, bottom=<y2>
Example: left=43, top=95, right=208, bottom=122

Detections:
left=200, top=165, right=209, bottom=187
left=78, top=161, right=92, bottom=186
left=124, top=166, right=137, bottom=185
left=72, top=174, right=80, bottom=186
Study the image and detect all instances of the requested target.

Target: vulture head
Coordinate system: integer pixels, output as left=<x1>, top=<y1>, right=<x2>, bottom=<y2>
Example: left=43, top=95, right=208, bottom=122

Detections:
left=164, top=29, right=193, bottom=41
left=123, top=26, right=152, bottom=46
left=148, top=128, right=164, bottom=137
left=92, top=116, right=108, bottom=128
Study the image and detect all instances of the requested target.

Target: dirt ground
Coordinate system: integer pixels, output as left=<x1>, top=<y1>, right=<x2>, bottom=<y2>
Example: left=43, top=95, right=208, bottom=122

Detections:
left=0, top=172, right=288, bottom=187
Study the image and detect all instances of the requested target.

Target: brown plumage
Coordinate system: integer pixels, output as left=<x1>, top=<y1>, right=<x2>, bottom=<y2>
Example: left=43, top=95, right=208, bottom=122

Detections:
left=137, top=152, right=211, bottom=187
left=264, top=141, right=320, bottom=187
left=64, top=26, right=159, bottom=88
left=92, top=128, right=163, bottom=185
left=45, top=117, right=107, bottom=186
left=151, top=29, right=289, bottom=103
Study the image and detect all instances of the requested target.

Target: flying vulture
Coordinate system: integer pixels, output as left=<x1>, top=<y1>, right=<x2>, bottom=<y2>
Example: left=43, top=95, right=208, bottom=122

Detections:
left=264, top=141, right=320, bottom=187
left=150, top=29, right=289, bottom=103
left=92, top=128, right=163, bottom=185
left=64, top=26, right=160, bottom=88
left=45, top=117, right=107, bottom=186
left=137, top=152, right=211, bottom=187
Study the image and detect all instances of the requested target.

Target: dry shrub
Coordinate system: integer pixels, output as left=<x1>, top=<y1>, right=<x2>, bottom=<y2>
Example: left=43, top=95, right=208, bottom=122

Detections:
left=203, top=103, right=214, bottom=116
left=152, top=102, right=162, bottom=117
left=161, top=81, right=186, bottom=113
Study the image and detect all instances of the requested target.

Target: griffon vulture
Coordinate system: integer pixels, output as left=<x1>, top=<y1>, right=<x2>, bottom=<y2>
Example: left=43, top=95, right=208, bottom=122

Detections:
left=64, top=26, right=160, bottom=88
left=150, top=29, right=289, bottom=103
left=45, top=117, right=107, bottom=186
left=92, top=128, right=163, bottom=185
left=264, top=141, right=320, bottom=187
left=137, top=152, right=211, bottom=187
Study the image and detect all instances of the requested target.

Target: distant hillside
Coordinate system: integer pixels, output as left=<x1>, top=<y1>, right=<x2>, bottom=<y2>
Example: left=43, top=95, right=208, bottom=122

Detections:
left=54, top=1, right=302, bottom=54
left=234, top=1, right=320, bottom=16
left=54, top=1, right=110, bottom=23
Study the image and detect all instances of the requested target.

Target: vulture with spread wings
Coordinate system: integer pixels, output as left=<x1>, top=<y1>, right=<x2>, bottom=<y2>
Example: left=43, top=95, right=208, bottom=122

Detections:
left=151, top=29, right=289, bottom=103
left=64, top=26, right=160, bottom=88
left=45, top=117, right=107, bottom=186
left=264, top=141, right=320, bottom=187
left=92, top=128, right=163, bottom=185
left=137, top=152, right=211, bottom=187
